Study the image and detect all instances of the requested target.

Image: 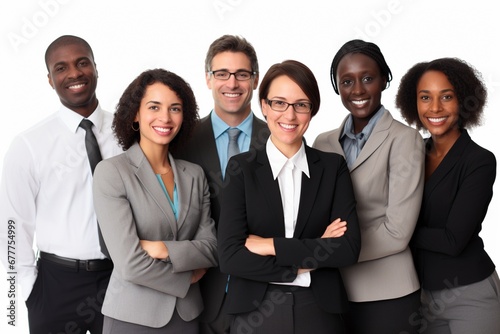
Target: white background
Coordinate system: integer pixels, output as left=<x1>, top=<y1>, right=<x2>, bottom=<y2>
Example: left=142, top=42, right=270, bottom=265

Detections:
left=1, top=0, right=499, bottom=332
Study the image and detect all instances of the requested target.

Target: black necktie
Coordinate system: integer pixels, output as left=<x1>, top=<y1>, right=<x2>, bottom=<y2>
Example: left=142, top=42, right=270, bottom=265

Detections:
left=79, top=119, right=103, bottom=174
left=79, top=119, right=110, bottom=259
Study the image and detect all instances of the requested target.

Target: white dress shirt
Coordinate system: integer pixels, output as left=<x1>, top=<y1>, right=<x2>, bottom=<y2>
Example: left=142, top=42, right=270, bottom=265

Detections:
left=266, top=138, right=311, bottom=287
left=0, top=105, right=122, bottom=300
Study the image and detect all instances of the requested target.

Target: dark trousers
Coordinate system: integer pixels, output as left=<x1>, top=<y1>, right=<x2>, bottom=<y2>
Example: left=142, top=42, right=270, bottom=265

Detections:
left=199, top=293, right=231, bottom=334
left=230, top=285, right=345, bottom=334
left=343, top=289, right=421, bottom=334
left=26, top=257, right=112, bottom=334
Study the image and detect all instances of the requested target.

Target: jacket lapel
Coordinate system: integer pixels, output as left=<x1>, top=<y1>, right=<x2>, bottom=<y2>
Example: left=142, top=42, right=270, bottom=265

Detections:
left=294, top=147, right=322, bottom=238
left=350, top=108, right=391, bottom=172
left=172, top=158, right=192, bottom=230
left=128, top=143, right=178, bottom=238
left=424, top=130, right=470, bottom=197
left=198, top=115, right=223, bottom=181
left=255, top=148, right=286, bottom=236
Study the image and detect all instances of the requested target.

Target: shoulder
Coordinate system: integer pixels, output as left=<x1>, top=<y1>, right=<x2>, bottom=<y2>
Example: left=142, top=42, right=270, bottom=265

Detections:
left=307, top=145, right=345, bottom=164
left=174, top=158, right=206, bottom=177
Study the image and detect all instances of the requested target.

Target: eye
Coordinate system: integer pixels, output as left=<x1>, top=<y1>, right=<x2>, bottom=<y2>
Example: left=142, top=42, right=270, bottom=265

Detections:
left=148, top=105, right=159, bottom=111
left=274, top=100, right=286, bottom=106
left=442, top=94, right=454, bottom=100
left=78, top=60, right=88, bottom=67
left=169, top=106, right=183, bottom=113
left=419, top=95, right=430, bottom=101
left=363, top=76, right=373, bottom=83
left=55, top=66, right=65, bottom=72
left=340, top=79, right=352, bottom=86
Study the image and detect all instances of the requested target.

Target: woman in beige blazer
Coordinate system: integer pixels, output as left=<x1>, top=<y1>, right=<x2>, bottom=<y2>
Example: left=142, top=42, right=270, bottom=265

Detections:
left=313, top=40, right=425, bottom=333
left=93, top=69, right=218, bottom=333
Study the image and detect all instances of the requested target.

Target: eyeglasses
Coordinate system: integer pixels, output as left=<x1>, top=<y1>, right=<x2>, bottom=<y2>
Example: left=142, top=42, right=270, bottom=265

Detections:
left=208, top=70, right=256, bottom=81
left=265, top=99, right=312, bottom=114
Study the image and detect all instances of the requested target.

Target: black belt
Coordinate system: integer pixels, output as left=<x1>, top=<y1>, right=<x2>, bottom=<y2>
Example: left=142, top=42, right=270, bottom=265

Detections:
left=39, top=251, right=113, bottom=271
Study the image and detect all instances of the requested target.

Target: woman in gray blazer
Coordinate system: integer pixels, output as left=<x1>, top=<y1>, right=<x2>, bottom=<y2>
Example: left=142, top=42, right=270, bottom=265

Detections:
left=93, top=69, right=218, bottom=333
left=313, top=40, right=425, bottom=333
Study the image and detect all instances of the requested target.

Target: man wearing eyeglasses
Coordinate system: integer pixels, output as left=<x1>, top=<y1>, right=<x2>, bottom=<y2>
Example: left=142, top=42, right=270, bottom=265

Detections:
left=176, top=35, right=269, bottom=334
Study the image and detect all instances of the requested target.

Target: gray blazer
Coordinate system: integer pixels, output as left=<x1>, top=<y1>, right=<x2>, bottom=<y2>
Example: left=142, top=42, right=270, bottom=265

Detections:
left=313, top=107, right=424, bottom=302
left=93, top=142, right=218, bottom=327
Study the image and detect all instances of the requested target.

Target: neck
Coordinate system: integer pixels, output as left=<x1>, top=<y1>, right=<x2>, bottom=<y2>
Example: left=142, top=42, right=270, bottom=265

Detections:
left=214, top=107, right=251, bottom=127
left=271, top=136, right=301, bottom=159
left=430, top=129, right=461, bottom=158
left=140, top=142, right=170, bottom=172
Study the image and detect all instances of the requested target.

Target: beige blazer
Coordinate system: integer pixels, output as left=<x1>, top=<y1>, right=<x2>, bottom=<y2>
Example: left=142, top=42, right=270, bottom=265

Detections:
left=313, top=108, right=424, bottom=302
left=93, top=142, right=218, bottom=327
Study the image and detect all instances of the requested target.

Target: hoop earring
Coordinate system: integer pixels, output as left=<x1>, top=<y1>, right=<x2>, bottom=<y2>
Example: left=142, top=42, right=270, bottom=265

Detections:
left=132, top=122, right=139, bottom=131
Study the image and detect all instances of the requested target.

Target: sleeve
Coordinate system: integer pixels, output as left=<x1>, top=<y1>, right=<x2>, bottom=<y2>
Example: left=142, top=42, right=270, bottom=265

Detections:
left=357, top=129, right=425, bottom=262
left=0, top=137, right=39, bottom=301
left=412, top=150, right=496, bottom=256
left=273, top=155, right=361, bottom=268
left=93, top=160, right=191, bottom=298
left=165, top=168, right=218, bottom=272
left=217, top=158, right=299, bottom=283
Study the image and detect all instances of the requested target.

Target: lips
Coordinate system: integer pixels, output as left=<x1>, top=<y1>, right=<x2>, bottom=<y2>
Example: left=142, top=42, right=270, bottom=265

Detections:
left=66, top=82, right=87, bottom=92
left=223, top=92, right=242, bottom=98
left=153, top=126, right=173, bottom=135
left=351, top=99, right=368, bottom=106
left=279, top=123, right=298, bottom=130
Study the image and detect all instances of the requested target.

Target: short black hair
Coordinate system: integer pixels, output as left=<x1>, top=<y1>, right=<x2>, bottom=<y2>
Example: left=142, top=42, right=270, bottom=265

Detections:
left=45, top=35, right=94, bottom=70
left=396, top=57, right=486, bottom=130
left=330, top=39, right=392, bottom=94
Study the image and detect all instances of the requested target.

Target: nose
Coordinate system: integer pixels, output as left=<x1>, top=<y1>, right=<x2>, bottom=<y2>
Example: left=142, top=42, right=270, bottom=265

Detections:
left=429, top=98, right=442, bottom=113
left=283, top=104, right=297, bottom=119
left=352, top=80, right=365, bottom=95
left=67, top=64, right=83, bottom=79
left=225, top=74, right=239, bottom=88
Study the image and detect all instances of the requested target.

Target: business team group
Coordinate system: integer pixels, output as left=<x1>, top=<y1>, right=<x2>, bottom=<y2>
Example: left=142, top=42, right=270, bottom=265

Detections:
left=1, top=33, right=499, bottom=334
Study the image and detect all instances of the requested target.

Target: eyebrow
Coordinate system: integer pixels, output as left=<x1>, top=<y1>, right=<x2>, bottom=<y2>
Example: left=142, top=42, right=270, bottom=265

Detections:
left=51, top=57, right=91, bottom=69
left=418, top=88, right=455, bottom=94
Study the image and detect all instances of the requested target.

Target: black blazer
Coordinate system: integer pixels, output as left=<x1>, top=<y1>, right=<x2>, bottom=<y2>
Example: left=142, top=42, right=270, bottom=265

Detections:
left=412, top=130, right=496, bottom=290
left=176, top=112, right=270, bottom=321
left=218, top=145, right=361, bottom=314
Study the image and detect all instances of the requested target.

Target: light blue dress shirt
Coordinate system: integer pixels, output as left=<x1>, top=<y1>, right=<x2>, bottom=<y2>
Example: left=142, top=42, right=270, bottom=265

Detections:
left=341, top=106, right=385, bottom=169
left=211, top=111, right=253, bottom=178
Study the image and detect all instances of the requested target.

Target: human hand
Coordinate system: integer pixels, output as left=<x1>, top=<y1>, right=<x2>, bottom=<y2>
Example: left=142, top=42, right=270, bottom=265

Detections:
left=140, top=240, right=169, bottom=260
left=245, top=234, right=275, bottom=256
left=321, top=218, right=347, bottom=238
left=191, top=268, right=208, bottom=284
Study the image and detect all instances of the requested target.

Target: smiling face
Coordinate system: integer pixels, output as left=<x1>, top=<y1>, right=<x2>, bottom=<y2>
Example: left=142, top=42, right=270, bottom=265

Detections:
left=262, top=75, right=311, bottom=158
left=206, top=51, right=258, bottom=124
left=46, top=43, right=98, bottom=117
left=417, top=70, right=460, bottom=141
left=336, top=53, right=386, bottom=132
left=134, top=82, right=183, bottom=152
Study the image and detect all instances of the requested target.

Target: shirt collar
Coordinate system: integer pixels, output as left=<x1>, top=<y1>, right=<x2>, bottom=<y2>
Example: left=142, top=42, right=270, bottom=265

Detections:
left=58, top=104, right=104, bottom=134
left=266, top=138, right=310, bottom=180
left=211, top=110, right=253, bottom=139
left=341, top=105, right=385, bottom=140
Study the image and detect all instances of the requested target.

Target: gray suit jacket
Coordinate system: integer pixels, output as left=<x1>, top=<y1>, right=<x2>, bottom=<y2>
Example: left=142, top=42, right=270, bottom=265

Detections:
left=313, top=107, right=424, bottom=302
left=93, top=142, right=218, bottom=327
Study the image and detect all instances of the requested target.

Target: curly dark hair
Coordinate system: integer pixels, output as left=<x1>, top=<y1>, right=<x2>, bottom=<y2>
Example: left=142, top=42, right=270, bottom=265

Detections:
left=113, top=68, right=199, bottom=154
left=259, top=60, right=320, bottom=117
left=330, top=39, right=392, bottom=95
left=396, top=57, right=486, bottom=130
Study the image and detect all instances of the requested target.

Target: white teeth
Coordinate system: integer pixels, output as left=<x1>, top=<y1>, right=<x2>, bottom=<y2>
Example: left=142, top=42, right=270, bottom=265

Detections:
left=352, top=100, right=368, bottom=105
left=428, top=117, right=446, bottom=123
left=154, top=127, right=171, bottom=133
left=224, top=93, right=240, bottom=97
left=279, top=123, right=297, bottom=130
left=69, top=84, right=85, bottom=89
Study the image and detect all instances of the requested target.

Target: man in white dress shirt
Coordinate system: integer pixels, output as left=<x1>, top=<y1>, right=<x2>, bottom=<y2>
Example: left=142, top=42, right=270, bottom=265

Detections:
left=0, top=35, right=122, bottom=333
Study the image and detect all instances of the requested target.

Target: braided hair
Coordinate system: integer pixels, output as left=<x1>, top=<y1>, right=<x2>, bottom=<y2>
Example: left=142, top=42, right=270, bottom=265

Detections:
left=330, top=39, right=392, bottom=94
